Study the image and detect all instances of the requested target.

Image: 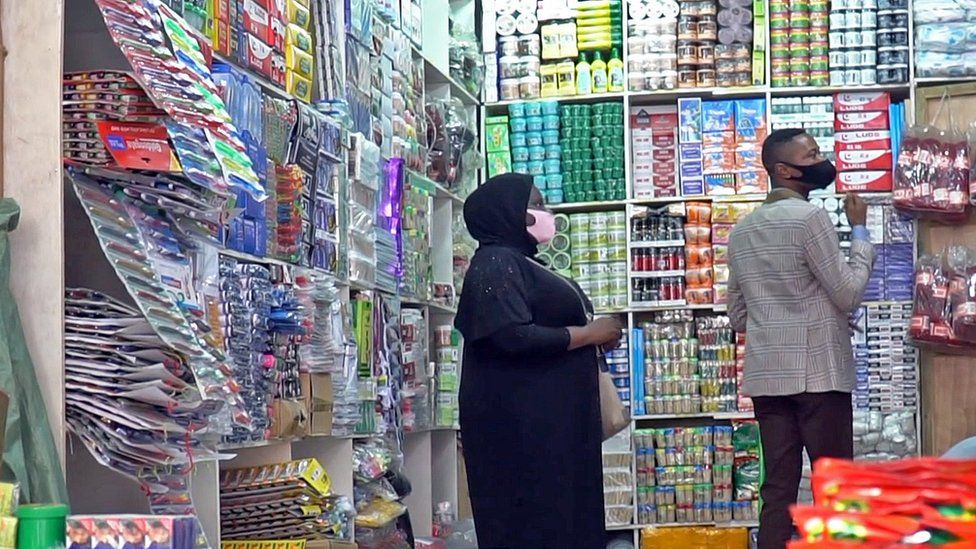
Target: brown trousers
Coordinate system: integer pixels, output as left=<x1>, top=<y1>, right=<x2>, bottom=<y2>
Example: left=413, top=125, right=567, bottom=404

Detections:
left=752, top=391, right=853, bottom=549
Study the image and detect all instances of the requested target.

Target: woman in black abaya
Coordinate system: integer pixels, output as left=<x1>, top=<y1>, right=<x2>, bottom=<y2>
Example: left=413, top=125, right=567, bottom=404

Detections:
left=455, top=174, right=623, bottom=549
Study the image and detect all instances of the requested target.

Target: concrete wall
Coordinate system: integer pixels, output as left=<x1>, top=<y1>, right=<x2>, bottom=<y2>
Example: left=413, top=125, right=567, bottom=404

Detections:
left=2, top=0, right=66, bottom=466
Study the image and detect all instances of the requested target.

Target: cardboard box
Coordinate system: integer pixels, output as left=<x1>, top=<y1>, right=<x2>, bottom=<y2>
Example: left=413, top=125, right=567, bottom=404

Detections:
left=242, top=0, right=272, bottom=43
left=834, top=130, right=891, bottom=152
left=271, top=398, right=308, bottom=439
left=834, top=91, right=891, bottom=113
left=836, top=170, right=893, bottom=192
left=835, top=111, right=889, bottom=132
left=302, top=373, right=334, bottom=435
left=836, top=149, right=894, bottom=172
left=241, top=33, right=275, bottom=78
left=306, top=541, right=358, bottom=549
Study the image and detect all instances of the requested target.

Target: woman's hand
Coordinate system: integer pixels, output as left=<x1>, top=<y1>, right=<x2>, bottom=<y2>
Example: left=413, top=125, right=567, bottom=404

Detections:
left=590, top=316, right=624, bottom=346
left=567, top=316, right=624, bottom=350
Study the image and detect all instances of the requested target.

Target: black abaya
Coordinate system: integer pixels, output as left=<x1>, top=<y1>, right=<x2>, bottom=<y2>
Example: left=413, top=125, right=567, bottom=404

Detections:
left=455, top=175, right=605, bottom=549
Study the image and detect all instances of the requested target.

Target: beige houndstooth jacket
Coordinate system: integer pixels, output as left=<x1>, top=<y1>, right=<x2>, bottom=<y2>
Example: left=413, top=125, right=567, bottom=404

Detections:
left=727, top=188, right=876, bottom=397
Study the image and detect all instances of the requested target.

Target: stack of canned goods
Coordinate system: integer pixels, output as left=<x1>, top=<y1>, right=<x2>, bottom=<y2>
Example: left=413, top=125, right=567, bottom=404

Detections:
left=770, top=0, right=830, bottom=87
left=696, top=316, right=738, bottom=412
left=828, top=0, right=879, bottom=86
left=606, top=333, right=632, bottom=407
left=537, top=213, right=573, bottom=273
left=875, top=0, right=909, bottom=83
left=559, top=102, right=626, bottom=203
left=641, top=318, right=702, bottom=415
left=676, top=0, right=720, bottom=88
left=627, top=18, right=679, bottom=91
left=567, top=212, right=629, bottom=311
left=639, top=313, right=739, bottom=415
left=634, top=426, right=736, bottom=524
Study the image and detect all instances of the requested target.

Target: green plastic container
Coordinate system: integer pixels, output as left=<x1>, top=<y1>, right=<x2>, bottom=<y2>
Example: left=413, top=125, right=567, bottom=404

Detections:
left=18, top=504, right=68, bottom=549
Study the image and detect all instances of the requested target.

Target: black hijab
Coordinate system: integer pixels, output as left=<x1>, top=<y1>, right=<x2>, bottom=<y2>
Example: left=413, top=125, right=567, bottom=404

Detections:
left=463, top=173, right=537, bottom=257
left=456, top=173, right=539, bottom=342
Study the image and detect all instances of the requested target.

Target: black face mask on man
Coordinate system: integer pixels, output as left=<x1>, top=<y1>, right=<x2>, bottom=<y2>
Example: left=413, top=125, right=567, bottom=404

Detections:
left=783, top=159, right=837, bottom=190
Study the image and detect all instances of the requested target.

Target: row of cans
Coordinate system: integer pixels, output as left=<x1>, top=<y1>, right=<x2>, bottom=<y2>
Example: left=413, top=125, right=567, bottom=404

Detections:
left=637, top=501, right=756, bottom=525
left=574, top=261, right=629, bottom=311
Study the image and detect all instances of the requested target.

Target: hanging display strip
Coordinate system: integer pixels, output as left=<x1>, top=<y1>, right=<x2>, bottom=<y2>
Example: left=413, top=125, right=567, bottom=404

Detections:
left=94, top=0, right=264, bottom=200
left=64, top=288, right=221, bottom=518
left=68, top=170, right=245, bottom=420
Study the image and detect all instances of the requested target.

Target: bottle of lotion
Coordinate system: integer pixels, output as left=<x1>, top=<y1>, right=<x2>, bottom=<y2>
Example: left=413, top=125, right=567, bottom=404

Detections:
left=591, top=51, right=608, bottom=93
left=608, top=47, right=624, bottom=92
left=576, top=53, right=592, bottom=96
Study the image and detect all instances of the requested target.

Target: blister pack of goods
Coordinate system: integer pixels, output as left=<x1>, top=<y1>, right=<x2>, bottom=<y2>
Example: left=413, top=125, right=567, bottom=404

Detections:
left=400, top=310, right=430, bottom=432
left=65, top=288, right=223, bottom=517
left=62, top=72, right=169, bottom=168
left=95, top=0, right=263, bottom=200
left=433, top=326, right=461, bottom=428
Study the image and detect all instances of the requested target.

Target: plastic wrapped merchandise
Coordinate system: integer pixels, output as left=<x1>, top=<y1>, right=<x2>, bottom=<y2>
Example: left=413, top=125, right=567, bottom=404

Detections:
left=892, top=112, right=970, bottom=222
left=640, top=526, right=748, bottom=548
left=425, top=98, right=479, bottom=193
left=910, top=254, right=950, bottom=343
left=853, top=410, right=918, bottom=460
left=914, top=0, right=976, bottom=79
left=946, top=246, right=976, bottom=344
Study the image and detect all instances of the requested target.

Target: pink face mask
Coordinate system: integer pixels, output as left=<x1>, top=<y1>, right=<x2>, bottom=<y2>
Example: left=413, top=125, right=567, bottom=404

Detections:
left=526, top=209, right=556, bottom=244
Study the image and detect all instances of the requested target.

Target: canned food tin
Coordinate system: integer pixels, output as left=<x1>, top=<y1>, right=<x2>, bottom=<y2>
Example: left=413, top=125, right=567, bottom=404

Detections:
left=861, top=68, right=877, bottom=85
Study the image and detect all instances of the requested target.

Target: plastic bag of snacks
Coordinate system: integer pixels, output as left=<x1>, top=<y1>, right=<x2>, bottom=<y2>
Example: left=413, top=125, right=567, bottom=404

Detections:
left=791, top=457, right=976, bottom=547
left=893, top=93, right=970, bottom=222
left=910, top=254, right=951, bottom=343
left=812, top=458, right=976, bottom=520
left=792, top=507, right=976, bottom=546
left=946, top=246, right=976, bottom=344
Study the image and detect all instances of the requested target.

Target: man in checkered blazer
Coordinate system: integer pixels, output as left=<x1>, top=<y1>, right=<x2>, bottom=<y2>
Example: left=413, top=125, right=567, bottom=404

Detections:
left=728, top=128, right=875, bottom=549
